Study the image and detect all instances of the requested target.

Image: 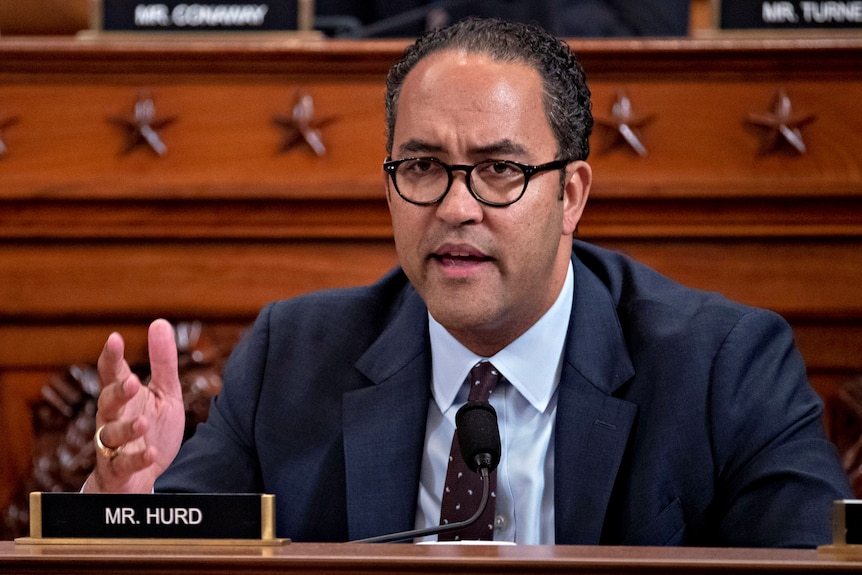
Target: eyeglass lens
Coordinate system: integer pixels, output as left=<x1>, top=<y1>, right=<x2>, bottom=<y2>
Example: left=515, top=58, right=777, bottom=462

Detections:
left=394, top=159, right=526, bottom=204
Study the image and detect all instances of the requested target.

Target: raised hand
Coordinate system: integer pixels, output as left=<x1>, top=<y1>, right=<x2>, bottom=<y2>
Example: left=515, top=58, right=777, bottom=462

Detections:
left=83, top=319, right=186, bottom=493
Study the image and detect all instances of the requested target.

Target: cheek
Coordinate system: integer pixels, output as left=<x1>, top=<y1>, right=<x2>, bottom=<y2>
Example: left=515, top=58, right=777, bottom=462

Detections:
left=509, top=194, right=563, bottom=242
left=390, top=206, right=425, bottom=259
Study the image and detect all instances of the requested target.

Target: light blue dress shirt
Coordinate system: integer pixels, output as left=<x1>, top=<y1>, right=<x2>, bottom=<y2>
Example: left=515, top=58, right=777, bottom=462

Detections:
left=414, top=262, right=574, bottom=544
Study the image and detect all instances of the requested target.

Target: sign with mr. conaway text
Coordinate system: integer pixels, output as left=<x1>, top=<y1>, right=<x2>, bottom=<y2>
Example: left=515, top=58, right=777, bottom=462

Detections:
left=720, top=0, right=862, bottom=29
left=98, top=1, right=299, bottom=32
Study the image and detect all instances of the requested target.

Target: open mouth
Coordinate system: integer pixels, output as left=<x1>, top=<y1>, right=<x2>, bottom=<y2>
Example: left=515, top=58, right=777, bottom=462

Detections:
left=435, top=253, right=491, bottom=266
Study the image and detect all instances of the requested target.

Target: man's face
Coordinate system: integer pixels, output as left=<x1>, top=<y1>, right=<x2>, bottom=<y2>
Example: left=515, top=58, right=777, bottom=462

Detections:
left=386, top=50, right=590, bottom=356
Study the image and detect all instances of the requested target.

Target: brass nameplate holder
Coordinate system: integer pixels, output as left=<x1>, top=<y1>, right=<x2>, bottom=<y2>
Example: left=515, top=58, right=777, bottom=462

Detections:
left=819, top=500, right=862, bottom=556
left=17, top=492, right=287, bottom=546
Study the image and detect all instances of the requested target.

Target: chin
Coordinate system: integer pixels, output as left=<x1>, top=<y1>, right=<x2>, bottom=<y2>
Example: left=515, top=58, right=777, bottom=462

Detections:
left=430, top=303, right=499, bottom=332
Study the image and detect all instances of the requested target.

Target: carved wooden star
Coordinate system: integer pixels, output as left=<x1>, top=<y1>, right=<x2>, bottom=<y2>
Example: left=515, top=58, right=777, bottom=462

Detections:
left=273, top=91, right=336, bottom=157
left=109, top=93, right=176, bottom=156
left=594, top=91, right=654, bottom=157
left=747, top=89, right=816, bottom=155
left=0, top=113, right=19, bottom=157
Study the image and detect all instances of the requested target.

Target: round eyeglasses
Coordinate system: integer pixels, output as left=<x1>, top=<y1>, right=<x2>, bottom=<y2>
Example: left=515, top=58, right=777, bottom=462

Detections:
left=383, top=157, right=572, bottom=207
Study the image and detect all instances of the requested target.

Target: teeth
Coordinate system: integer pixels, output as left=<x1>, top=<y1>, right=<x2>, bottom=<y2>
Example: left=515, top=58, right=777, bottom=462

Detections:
left=435, top=247, right=486, bottom=260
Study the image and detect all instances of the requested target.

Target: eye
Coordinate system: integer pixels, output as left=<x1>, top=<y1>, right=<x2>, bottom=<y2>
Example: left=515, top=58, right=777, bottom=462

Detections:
left=402, top=158, right=441, bottom=176
left=478, top=160, right=521, bottom=179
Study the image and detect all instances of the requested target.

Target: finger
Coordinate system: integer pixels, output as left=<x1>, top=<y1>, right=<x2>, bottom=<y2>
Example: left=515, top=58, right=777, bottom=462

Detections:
left=96, top=416, right=149, bottom=453
left=109, top=445, right=157, bottom=475
left=147, top=319, right=181, bottom=400
left=96, top=374, right=142, bottom=423
left=89, top=443, right=159, bottom=493
left=97, top=332, right=135, bottom=391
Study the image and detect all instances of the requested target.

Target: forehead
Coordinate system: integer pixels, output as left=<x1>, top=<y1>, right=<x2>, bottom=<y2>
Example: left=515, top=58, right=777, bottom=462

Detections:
left=401, top=50, right=544, bottom=111
left=392, top=50, right=554, bottom=155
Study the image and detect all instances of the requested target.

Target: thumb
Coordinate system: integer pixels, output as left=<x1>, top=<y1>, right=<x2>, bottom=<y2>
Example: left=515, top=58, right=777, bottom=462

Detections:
left=147, top=318, right=180, bottom=398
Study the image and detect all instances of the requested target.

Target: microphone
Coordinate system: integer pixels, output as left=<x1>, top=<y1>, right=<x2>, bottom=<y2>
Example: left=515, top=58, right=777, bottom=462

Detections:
left=455, top=402, right=502, bottom=473
left=350, top=402, right=501, bottom=543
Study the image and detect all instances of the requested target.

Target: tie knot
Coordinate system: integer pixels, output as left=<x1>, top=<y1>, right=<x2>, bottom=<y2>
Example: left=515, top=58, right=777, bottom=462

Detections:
left=467, top=361, right=501, bottom=403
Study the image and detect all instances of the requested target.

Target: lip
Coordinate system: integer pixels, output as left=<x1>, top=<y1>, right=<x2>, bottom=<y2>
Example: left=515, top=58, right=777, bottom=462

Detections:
left=429, top=243, right=494, bottom=278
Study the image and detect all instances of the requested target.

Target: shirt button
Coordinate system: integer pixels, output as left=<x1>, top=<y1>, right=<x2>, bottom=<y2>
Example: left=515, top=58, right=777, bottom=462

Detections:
left=494, top=514, right=508, bottom=531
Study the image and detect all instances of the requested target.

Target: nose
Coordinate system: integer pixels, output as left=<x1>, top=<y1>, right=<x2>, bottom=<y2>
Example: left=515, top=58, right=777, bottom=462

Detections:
left=435, top=170, right=484, bottom=225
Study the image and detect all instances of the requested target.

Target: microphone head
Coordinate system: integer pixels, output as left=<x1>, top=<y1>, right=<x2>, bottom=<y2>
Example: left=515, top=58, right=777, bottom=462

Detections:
left=455, top=402, right=501, bottom=473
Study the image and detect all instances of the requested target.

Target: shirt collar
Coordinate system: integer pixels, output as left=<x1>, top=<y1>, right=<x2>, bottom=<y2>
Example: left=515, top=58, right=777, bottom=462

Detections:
left=429, top=261, right=573, bottom=415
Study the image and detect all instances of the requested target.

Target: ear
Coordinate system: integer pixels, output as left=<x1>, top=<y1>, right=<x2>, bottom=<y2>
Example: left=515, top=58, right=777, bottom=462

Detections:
left=561, top=160, right=591, bottom=236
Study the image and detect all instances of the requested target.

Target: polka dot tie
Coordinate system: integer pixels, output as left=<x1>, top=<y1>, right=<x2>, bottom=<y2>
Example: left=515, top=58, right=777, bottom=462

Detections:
left=438, top=361, right=501, bottom=541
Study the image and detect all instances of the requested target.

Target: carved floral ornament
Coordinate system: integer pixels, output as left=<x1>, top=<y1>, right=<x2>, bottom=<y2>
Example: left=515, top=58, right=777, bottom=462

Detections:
left=0, top=88, right=819, bottom=159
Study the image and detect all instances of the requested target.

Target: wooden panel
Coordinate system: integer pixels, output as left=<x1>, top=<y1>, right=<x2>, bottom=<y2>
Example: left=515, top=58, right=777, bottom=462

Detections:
left=1, top=37, right=861, bottom=520
left=0, top=372, right=45, bottom=512
left=0, top=0, right=88, bottom=35
left=0, top=82, right=387, bottom=200
left=0, top=241, right=398, bottom=320
left=0, top=199, right=395, bottom=240
left=3, top=541, right=862, bottom=573
left=590, top=239, right=862, bottom=318
left=588, top=81, right=862, bottom=197
left=0, top=237, right=857, bottom=321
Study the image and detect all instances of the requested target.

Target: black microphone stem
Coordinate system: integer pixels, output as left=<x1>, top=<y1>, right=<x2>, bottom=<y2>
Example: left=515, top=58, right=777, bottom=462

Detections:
left=349, top=468, right=491, bottom=544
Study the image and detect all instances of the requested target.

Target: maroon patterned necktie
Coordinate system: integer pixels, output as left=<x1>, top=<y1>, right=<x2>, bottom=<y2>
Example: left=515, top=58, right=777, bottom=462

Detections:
left=438, top=361, right=502, bottom=541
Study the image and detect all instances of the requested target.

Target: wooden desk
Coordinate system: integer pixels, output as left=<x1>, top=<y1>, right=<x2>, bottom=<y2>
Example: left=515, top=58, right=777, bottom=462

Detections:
left=3, top=541, right=862, bottom=574
left=1, top=36, right=861, bottom=524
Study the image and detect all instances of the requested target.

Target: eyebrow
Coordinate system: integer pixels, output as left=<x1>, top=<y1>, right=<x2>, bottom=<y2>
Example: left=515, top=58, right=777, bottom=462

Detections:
left=397, top=139, right=443, bottom=156
left=396, top=138, right=528, bottom=159
left=472, top=140, right=528, bottom=157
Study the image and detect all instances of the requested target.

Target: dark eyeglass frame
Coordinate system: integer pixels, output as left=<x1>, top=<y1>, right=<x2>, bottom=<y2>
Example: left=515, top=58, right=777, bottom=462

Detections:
left=383, top=157, right=572, bottom=207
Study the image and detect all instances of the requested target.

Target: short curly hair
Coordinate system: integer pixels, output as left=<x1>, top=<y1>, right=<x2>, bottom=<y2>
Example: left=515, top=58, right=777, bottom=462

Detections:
left=384, top=17, right=593, bottom=162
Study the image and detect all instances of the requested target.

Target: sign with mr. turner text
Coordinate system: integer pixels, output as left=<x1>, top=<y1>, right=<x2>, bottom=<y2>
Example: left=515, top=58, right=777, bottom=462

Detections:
left=720, top=0, right=862, bottom=29
left=98, top=1, right=299, bottom=32
left=27, top=492, right=277, bottom=541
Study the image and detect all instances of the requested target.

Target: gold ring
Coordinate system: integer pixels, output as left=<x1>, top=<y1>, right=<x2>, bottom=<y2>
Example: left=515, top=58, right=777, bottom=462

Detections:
left=94, top=424, right=123, bottom=460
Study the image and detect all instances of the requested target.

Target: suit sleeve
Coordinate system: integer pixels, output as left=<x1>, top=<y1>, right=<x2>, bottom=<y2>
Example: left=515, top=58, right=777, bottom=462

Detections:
left=155, top=304, right=274, bottom=493
left=709, top=308, right=852, bottom=547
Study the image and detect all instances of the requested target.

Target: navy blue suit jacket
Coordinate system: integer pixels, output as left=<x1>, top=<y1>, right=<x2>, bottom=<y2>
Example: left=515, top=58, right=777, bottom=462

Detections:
left=156, top=240, right=851, bottom=546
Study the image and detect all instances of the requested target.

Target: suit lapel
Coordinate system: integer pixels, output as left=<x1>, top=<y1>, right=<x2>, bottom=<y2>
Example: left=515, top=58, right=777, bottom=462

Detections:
left=339, top=250, right=639, bottom=543
left=343, top=288, right=432, bottom=541
left=554, top=253, right=638, bottom=544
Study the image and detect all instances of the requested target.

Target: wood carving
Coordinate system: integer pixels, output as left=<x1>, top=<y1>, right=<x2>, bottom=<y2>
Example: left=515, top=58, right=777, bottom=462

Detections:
left=109, top=92, right=177, bottom=156
left=0, top=111, right=19, bottom=156
left=0, top=322, right=237, bottom=540
left=272, top=91, right=337, bottom=156
left=833, top=376, right=862, bottom=498
left=594, top=90, right=654, bottom=157
left=746, top=89, right=816, bottom=155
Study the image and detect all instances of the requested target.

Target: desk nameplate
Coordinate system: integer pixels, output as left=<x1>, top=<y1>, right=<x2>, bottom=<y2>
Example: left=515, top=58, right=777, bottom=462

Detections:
left=90, top=0, right=315, bottom=33
left=718, top=0, right=862, bottom=30
left=22, top=492, right=285, bottom=544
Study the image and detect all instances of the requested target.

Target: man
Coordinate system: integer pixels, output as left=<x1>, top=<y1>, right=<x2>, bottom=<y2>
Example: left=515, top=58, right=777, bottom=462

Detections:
left=82, top=18, right=852, bottom=546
